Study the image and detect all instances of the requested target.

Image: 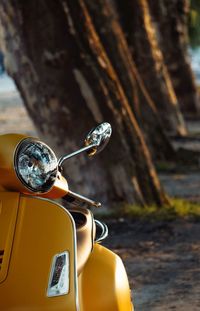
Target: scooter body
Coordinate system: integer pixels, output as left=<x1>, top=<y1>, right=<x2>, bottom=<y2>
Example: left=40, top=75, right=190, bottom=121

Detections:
left=0, top=193, right=78, bottom=310
left=0, top=125, right=133, bottom=310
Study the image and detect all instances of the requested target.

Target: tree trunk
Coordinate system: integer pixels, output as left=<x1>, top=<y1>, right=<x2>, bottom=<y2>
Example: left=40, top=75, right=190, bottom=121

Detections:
left=82, top=0, right=175, bottom=160
left=0, top=0, right=169, bottom=207
left=115, top=0, right=187, bottom=136
left=149, top=0, right=200, bottom=114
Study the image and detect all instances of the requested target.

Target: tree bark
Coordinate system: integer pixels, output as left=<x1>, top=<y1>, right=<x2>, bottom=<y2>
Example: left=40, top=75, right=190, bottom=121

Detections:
left=115, top=0, right=187, bottom=136
left=82, top=0, right=175, bottom=160
left=0, top=0, right=169, bottom=207
left=149, top=0, right=200, bottom=114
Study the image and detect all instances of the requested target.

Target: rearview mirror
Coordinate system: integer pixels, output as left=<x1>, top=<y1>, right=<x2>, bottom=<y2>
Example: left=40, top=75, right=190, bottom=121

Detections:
left=85, top=122, right=112, bottom=156
left=58, top=122, right=112, bottom=167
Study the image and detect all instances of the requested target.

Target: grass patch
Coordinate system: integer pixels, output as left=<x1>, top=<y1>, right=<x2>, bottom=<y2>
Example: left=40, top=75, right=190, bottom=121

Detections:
left=171, top=199, right=200, bottom=218
left=100, top=199, right=200, bottom=221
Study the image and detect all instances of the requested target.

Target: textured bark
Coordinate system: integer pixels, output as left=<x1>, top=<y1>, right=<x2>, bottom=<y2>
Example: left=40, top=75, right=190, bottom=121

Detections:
left=83, top=0, right=175, bottom=160
left=0, top=0, right=169, bottom=207
left=115, top=0, right=187, bottom=136
left=149, top=0, right=200, bottom=114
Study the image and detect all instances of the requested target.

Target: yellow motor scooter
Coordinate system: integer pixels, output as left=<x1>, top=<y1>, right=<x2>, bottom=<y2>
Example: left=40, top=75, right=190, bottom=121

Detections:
left=0, top=122, right=133, bottom=310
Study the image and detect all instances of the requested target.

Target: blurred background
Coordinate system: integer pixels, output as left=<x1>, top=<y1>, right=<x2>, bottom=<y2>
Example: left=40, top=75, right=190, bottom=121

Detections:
left=1, top=0, right=200, bottom=309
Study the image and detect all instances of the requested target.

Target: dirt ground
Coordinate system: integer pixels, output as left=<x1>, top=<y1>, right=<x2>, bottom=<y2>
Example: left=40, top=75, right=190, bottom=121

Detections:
left=1, top=90, right=200, bottom=310
left=105, top=219, right=200, bottom=310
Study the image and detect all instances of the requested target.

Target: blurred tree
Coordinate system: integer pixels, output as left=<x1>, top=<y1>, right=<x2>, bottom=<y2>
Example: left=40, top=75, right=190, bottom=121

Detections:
left=115, top=0, right=187, bottom=136
left=0, top=0, right=169, bottom=207
left=188, top=0, right=200, bottom=47
left=149, top=0, right=200, bottom=114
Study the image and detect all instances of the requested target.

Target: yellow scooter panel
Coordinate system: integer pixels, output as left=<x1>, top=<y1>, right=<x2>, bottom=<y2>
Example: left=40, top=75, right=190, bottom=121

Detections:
left=0, top=192, right=19, bottom=284
left=79, top=243, right=133, bottom=311
left=0, top=194, right=78, bottom=311
left=0, top=134, right=28, bottom=193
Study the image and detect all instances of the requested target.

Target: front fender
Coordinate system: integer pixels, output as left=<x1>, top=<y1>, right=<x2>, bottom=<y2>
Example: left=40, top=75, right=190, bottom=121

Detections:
left=79, top=243, right=133, bottom=311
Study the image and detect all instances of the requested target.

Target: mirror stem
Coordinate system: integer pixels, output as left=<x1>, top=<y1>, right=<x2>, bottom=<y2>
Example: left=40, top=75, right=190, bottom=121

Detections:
left=58, top=143, right=96, bottom=167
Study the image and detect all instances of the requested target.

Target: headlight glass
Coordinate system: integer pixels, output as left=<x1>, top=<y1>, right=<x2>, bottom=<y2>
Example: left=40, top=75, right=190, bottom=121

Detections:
left=15, top=138, right=58, bottom=193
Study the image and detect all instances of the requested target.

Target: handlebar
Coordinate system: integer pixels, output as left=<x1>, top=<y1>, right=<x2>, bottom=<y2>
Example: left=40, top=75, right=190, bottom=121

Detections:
left=63, top=190, right=101, bottom=208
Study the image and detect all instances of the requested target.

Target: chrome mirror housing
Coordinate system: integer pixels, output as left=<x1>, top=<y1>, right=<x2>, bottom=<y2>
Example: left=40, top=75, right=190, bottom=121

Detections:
left=58, top=122, right=112, bottom=167
left=85, top=122, right=112, bottom=156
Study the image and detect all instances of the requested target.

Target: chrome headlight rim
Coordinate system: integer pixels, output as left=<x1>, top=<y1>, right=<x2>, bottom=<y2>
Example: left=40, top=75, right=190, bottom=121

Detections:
left=14, top=137, right=58, bottom=193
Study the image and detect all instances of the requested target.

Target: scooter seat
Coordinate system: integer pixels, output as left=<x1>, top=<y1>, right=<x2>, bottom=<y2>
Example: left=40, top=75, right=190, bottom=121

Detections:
left=69, top=208, right=95, bottom=275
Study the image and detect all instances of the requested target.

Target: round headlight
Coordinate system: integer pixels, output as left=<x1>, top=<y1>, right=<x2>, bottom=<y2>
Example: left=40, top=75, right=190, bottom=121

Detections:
left=15, top=138, right=58, bottom=193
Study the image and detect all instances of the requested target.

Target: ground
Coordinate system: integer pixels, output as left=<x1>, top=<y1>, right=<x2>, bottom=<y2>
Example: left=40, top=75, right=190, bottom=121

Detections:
left=105, top=219, right=200, bottom=310
left=0, top=87, right=200, bottom=310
